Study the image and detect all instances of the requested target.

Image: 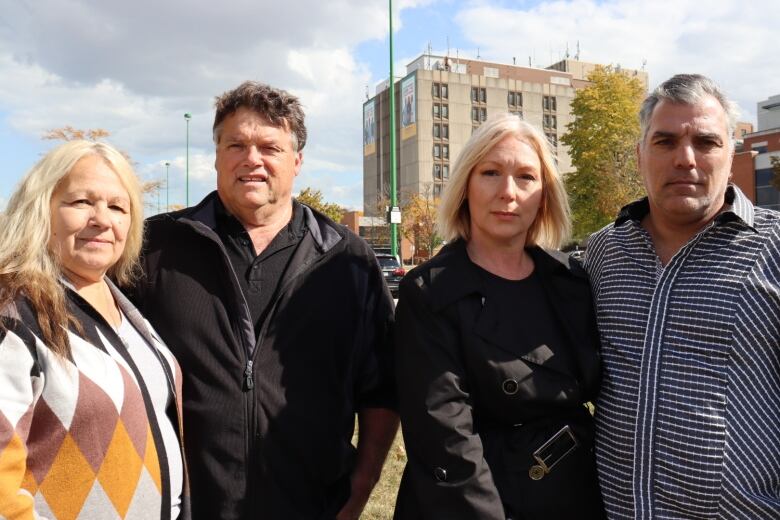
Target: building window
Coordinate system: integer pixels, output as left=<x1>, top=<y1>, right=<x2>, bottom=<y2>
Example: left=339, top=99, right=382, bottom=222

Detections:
left=433, top=124, right=441, bottom=139
left=543, top=95, right=557, bottom=111
left=434, top=163, right=442, bottom=180
left=433, top=144, right=441, bottom=158
left=480, top=107, right=487, bottom=122
left=441, top=104, right=449, bottom=119
left=471, top=107, right=487, bottom=123
left=432, top=83, right=440, bottom=98
left=433, top=183, right=443, bottom=198
left=441, top=84, right=448, bottom=99
left=442, top=124, right=449, bottom=139
left=546, top=132, right=558, bottom=148
left=442, top=144, right=449, bottom=159
left=443, top=164, right=450, bottom=179
left=433, top=103, right=441, bottom=118
left=471, top=87, right=486, bottom=103
left=471, top=107, right=478, bottom=122
left=508, top=91, right=523, bottom=107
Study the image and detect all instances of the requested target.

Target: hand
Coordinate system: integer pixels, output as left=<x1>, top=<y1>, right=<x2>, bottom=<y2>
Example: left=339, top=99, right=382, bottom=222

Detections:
left=335, top=476, right=372, bottom=520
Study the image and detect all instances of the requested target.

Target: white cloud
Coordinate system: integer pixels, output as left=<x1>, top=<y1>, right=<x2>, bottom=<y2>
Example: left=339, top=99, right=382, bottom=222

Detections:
left=455, top=0, right=780, bottom=123
left=0, top=0, right=424, bottom=209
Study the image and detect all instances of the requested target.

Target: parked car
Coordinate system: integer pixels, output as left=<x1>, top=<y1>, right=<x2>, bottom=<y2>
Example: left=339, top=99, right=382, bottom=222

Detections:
left=376, top=253, right=405, bottom=297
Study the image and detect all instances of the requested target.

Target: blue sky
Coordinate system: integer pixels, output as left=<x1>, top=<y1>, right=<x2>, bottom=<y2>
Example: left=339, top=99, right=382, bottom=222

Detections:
left=1, top=0, right=778, bottom=212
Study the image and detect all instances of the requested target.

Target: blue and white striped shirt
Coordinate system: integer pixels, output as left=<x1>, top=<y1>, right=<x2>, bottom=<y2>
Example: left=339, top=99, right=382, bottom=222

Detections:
left=585, top=186, right=780, bottom=519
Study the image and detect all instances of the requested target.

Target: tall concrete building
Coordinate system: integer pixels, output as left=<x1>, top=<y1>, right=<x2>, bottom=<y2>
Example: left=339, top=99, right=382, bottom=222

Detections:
left=362, top=53, right=648, bottom=215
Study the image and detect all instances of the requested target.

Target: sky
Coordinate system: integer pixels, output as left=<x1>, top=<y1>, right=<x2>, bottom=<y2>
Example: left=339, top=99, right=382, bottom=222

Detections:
left=1, top=0, right=778, bottom=213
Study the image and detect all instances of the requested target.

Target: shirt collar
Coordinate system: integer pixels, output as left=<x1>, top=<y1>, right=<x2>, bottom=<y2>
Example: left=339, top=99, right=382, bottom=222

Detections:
left=214, top=197, right=307, bottom=240
left=614, top=184, right=756, bottom=232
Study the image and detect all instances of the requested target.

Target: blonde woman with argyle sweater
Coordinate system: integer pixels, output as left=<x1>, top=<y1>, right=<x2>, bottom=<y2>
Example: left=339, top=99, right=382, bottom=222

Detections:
left=0, top=141, right=189, bottom=520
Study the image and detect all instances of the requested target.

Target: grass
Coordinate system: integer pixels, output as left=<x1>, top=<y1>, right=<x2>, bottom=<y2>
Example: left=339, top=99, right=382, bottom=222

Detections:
left=354, top=428, right=406, bottom=519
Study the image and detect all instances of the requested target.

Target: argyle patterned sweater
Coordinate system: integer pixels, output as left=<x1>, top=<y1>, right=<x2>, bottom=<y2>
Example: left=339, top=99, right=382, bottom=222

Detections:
left=0, top=284, right=188, bottom=520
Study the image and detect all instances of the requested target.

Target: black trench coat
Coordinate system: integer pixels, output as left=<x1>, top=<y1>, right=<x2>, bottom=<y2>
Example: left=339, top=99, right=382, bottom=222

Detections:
left=394, top=241, right=604, bottom=520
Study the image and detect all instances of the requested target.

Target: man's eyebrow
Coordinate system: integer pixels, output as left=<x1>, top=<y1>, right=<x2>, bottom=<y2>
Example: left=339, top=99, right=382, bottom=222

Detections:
left=693, top=132, right=723, bottom=142
left=649, top=130, right=678, bottom=140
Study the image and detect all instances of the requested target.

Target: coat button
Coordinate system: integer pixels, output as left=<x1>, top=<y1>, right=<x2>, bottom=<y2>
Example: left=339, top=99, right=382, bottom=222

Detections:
left=502, top=378, right=519, bottom=395
left=529, top=464, right=546, bottom=480
left=434, top=467, right=448, bottom=482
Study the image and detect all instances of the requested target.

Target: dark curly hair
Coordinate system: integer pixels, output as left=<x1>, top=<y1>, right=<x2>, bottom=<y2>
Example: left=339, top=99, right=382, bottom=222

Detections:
left=213, top=81, right=307, bottom=151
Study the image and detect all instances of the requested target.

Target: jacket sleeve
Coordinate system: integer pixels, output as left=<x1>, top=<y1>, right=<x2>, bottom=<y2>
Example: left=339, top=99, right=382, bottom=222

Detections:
left=395, top=276, right=505, bottom=520
left=0, top=320, right=44, bottom=519
left=353, top=252, right=397, bottom=411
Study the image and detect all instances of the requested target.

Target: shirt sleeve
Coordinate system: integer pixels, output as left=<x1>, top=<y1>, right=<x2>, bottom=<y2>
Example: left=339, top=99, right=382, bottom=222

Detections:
left=394, top=276, right=505, bottom=520
left=0, top=320, right=43, bottom=519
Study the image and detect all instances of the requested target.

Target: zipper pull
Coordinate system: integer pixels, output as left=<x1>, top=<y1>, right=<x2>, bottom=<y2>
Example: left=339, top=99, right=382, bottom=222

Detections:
left=244, top=360, right=254, bottom=390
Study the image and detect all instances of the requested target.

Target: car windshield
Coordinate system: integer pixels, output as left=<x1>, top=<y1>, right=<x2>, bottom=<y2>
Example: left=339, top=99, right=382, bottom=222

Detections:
left=376, top=256, right=400, bottom=268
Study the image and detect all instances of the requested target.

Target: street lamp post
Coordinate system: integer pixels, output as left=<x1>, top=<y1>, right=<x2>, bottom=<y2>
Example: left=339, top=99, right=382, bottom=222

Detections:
left=164, top=161, right=170, bottom=211
left=388, top=0, right=399, bottom=259
left=184, top=112, right=192, bottom=207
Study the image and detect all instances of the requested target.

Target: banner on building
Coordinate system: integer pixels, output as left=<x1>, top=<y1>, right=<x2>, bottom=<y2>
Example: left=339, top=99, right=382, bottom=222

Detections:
left=363, top=99, right=376, bottom=156
left=400, top=75, right=417, bottom=140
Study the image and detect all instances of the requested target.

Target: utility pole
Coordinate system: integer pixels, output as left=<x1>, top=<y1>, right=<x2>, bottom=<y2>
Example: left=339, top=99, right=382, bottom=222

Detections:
left=165, top=161, right=170, bottom=211
left=184, top=112, right=192, bottom=206
left=388, top=0, right=400, bottom=259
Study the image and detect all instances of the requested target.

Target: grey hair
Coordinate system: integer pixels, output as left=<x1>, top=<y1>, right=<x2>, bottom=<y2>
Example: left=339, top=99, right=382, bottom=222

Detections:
left=639, top=74, right=739, bottom=145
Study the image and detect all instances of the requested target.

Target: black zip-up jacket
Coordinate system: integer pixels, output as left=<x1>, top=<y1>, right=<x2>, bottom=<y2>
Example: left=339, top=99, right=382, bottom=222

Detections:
left=129, top=192, right=395, bottom=519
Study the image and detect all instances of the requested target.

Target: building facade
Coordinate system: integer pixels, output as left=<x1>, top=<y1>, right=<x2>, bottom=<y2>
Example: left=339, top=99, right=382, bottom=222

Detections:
left=362, top=53, right=648, bottom=216
left=732, top=95, right=780, bottom=211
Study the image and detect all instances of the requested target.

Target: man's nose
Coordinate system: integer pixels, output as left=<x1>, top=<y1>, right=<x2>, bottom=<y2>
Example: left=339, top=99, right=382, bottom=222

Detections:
left=674, top=143, right=696, bottom=170
left=245, top=145, right=264, bottom=166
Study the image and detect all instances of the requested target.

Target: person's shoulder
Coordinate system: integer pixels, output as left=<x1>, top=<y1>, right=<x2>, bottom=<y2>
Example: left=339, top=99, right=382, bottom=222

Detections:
left=530, top=247, right=588, bottom=280
left=753, top=206, right=780, bottom=232
left=399, top=242, right=472, bottom=309
left=0, top=298, right=43, bottom=356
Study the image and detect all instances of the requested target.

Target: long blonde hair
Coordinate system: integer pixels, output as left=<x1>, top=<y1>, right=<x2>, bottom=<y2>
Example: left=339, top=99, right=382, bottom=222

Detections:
left=438, top=112, right=571, bottom=249
left=0, top=140, right=144, bottom=357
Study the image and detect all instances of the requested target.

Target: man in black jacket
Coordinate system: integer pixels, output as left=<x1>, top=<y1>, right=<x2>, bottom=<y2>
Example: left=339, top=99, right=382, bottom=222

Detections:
left=130, top=81, right=398, bottom=519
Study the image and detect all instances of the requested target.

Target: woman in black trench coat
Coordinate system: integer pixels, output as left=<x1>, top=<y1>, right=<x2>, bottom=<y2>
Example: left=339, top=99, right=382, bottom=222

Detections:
left=394, top=113, right=604, bottom=520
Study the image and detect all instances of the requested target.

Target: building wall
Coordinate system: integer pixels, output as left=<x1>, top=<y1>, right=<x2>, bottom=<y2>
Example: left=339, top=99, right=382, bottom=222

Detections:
left=364, top=55, right=587, bottom=217
left=757, top=94, right=780, bottom=131
left=732, top=128, right=780, bottom=211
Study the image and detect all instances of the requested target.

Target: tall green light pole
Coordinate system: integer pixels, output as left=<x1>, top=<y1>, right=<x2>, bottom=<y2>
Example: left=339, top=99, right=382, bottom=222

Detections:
left=388, top=0, right=399, bottom=259
left=184, top=112, right=192, bottom=206
left=164, top=161, right=170, bottom=211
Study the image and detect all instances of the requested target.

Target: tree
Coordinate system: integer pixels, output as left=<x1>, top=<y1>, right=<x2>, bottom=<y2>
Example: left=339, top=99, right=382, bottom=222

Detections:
left=401, top=185, right=441, bottom=262
left=295, top=187, right=346, bottom=222
left=42, top=126, right=110, bottom=142
left=42, top=126, right=162, bottom=204
left=771, top=156, right=780, bottom=192
left=561, top=66, right=646, bottom=240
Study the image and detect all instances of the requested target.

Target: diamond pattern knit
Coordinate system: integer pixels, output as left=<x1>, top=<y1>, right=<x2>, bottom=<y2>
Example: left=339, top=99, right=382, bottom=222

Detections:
left=0, top=289, right=183, bottom=520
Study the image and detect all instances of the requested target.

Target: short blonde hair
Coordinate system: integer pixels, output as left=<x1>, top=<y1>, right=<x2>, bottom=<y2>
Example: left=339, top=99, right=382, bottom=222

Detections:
left=438, top=112, right=570, bottom=249
left=0, top=140, right=144, bottom=357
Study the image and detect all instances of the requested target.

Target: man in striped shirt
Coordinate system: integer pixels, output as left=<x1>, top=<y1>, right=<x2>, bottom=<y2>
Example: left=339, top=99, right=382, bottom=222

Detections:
left=585, top=74, right=780, bottom=519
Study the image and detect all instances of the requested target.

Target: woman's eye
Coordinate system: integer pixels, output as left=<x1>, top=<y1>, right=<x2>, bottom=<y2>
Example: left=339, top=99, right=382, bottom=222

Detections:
left=481, top=169, right=499, bottom=177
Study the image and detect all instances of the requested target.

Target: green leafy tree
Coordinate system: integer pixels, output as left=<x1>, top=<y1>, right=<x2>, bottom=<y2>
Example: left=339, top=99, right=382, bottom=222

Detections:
left=562, top=66, right=646, bottom=240
left=295, top=187, right=345, bottom=222
left=771, top=156, right=780, bottom=192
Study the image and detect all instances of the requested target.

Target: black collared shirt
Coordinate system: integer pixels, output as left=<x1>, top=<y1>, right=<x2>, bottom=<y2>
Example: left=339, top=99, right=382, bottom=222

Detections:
left=215, top=198, right=307, bottom=338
